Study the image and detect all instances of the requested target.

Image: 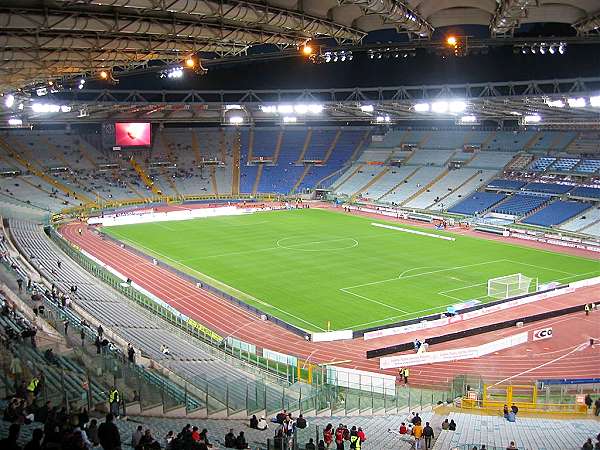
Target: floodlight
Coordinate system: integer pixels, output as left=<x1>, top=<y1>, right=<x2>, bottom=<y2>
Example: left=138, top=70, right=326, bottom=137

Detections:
left=294, top=104, right=308, bottom=114
left=8, top=118, right=22, bottom=126
left=523, top=114, right=541, bottom=123
left=100, top=70, right=109, bottom=79
left=308, top=104, right=323, bottom=114
left=260, top=105, right=277, bottom=113
left=283, top=116, right=297, bottom=123
left=229, top=116, right=244, bottom=125
left=546, top=99, right=565, bottom=108
left=185, top=57, right=196, bottom=68
left=360, top=105, right=374, bottom=113
left=567, top=97, right=586, bottom=108
left=277, top=105, right=294, bottom=114
left=431, top=101, right=449, bottom=113
left=302, top=45, right=313, bottom=56
left=449, top=101, right=467, bottom=113
left=446, top=36, right=457, bottom=46
left=375, top=115, right=390, bottom=123
left=590, top=96, right=600, bottom=107
left=459, top=115, right=477, bottom=123
left=414, top=103, right=430, bottom=112
left=4, top=94, right=14, bottom=108
left=558, top=43, right=566, bottom=54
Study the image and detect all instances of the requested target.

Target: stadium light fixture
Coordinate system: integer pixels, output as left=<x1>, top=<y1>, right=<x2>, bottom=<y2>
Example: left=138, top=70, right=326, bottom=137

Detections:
left=523, top=114, right=541, bottom=123
left=414, top=102, right=430, bottom=112
left=546, top=99, right=565, bottom=108
left=375, top=115, right=390, bottom=123
left=277, top=105, right=294, bottom=114
left=4, top=94, right=14, bottom=108
left=431, top=101, right=449, bottom=113
left=78, top=79, right=85, bottom=90
left=294, top=104, right=308, bottom=114
left=100, top=70, right=109, bottom=80
left=446, top=36, right=457, bottom=47
left=36, top=87, right=47, bottom=97
left=283, top=116, right=297, bottom=123
left=459, top=115, right=477, bottom=123
left=224, top=104, right=243, bottom=110
left=308, top=104, right=323, bottom=114
left=228, top=116, right=244, bottom=125
left=449, top=101, right=467, bottom=113
left=302, top=45, right=313, bottom=56
left=590, top=96, right=600, bottom=107
left=260, top=105, right=277, bottom=113
left=558, top=43, right=566, bottom=54
left=8, top=118, right=22, bottom=126
left=360, top=105, right=374, bottom=113
left=185, top=56, right=196, bottom=68
left=32, top=103, right=60, bottom=113
left=567, top=97, right=586, bottom=108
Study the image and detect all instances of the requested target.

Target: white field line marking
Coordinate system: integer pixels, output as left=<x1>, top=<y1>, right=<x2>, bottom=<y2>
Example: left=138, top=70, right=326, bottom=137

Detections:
left=398, top=266, right=439, bottom=278
left=276, top=236, right=359, bottom=251
left=106, top=231, right=326, bottom=331
left=341, top=259, right=506, bottom=290
left=489, top=341, right=590, bottom=387
left=371, top=222, right=456, bottom=241
left=339, top=288, right=409, bottom=314
left=179, top=246, right=280, bottom=262
left=155, top=223, right=176, bottom=232
left=506, top=259, right=576, bottom=276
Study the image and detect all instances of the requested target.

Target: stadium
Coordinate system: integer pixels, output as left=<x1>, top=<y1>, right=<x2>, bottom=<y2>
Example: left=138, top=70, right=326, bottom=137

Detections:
left=0, top=1, right=599, bottom=449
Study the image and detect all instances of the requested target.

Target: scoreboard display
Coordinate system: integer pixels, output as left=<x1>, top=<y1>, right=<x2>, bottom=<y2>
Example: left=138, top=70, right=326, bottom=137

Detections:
left=115, top=122, right=151, bottom=147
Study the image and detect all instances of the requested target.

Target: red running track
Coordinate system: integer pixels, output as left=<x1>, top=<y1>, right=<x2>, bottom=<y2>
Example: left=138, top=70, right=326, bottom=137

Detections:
left=59, top=218, right=600, bottom=388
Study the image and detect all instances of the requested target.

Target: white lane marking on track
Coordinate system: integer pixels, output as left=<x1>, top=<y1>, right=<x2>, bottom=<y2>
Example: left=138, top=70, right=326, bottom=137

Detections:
left=489, top=341, right=590, bottom=387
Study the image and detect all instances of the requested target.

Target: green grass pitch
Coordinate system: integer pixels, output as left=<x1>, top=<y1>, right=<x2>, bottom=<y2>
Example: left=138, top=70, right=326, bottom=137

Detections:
left=102, top=208, right=600, bottom=332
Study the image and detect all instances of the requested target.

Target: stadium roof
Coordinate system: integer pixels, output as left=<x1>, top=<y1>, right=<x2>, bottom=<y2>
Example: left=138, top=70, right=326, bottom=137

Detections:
left=2, top=0, right=600, bottom=92
left=6, top=77, right=600, bottom=127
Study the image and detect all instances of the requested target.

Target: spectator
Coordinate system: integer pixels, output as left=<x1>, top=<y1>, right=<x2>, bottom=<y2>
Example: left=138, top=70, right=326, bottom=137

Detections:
left=585, top=394, right=593, bottom=410
left=441, top=419, right=449, bottom=430
left=235, top=431, right=247, bottom=449
left=97, top=324, right=104, bottom=339
left=503, top=404, right=509, bottom=418
left=0, top=423, right=22, bottom=450
left=199, top=428, right=210, bottom=447
left=98, top=413, right=121, bottom=450
left=161, top=344, right=170, bottom=355
left=249, top=414, right=258, bottom=429
left=583, top=439, right=594, bottom=450
left=35, top=401, right=51, bottom=424
left=318, top=440, right=326, bottom=450
left=23, top=428, right=43, bottom=450
left=506, top=442, right=518, bottom=450
left=511, top=404, right=519, bottom=415
left=132, top=425, right=143, bottom=448
left=357, top=427, right=366, bottom=444
left=257, top=416, right=268, bottom=431
left=334, top=424, right=344, bottom=450
left=306, top=438, right=316, bottom=450
left=399, top=422, right=408, bottom=434
left=411, top=412, right=421, bottom=425
left=191, top=426, right=201, bottom=442
left=412, top=422, right=423, bottom=450
left=273, top=429, right=287, bottom=450
left=449, top=419, right=456, bottom=431
left=86, top=419, right=99, bottom=447
left=80, top=327, right=86, bottom=347
left=296, top=413, right=307, bottom=429
left=595, top=398, right=600, bottom=416
left=224, top=429, right=236, bottom=448
left=275, top=409, right=287, bottom=424
left=323, top=423, right=333, bottom=448
left=349, top=429, right=361, bottom=449
left=423, top=422, right=434, bottom=449
left=128, top=344, right=135, bottom=363
left=164, top=431, right=174, bottom=450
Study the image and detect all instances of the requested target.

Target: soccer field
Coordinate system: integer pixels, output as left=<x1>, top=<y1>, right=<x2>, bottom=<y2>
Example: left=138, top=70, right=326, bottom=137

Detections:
left=102, top=208, right=600, bottom=332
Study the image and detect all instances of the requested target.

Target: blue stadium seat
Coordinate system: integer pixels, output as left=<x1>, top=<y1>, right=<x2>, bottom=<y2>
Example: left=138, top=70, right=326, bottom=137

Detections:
left=522, top=200, right=591, bottom=227
left=492, top=194, right=550, bottom=216
left=448, top=192, right=507, bottom=215
left=487, top=179, right=526, bottom=190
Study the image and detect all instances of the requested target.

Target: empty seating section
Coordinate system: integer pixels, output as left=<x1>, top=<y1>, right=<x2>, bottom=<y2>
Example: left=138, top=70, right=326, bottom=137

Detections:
left=429, top=170, right=497, bottom=211
left=552, top=158, right=580, bottom=172
left=359, top=149, right=394, bottom=162
left=448, top=192, right=507, bottom=215
left=337, top=165, right=385, bottom=196
left=528, top=131, right=576, bottom=151
left=523, top=182, right=573, bottom=195
left=575, top=159, right=600, bottom=174
left=360, top=166, right=415, bottom=199
left=406, top=168, right=481, bottom=209
left=492, top=194, right=549, bottom=216
left=381, top=166, right=445, bottom=204
left=487, top=179, right=526, bottom=190
left=530, top=157, right=556, bottom=171
left=484, top=131, right=534, bottom=151
left=252, top=129, right=279, bottom=158
left=407, top=149, right=455, bottom=166
left=569, top=186, right=600, bottom=200
left=303, top=129, right=336, bottom=160
left=257, top=129, right=305, bottom=193
left=505, top=153, right=533, bottom=171
left=522, top=200, right=591, bottom=226
left=561, top=205, right=600, bottom=233
left=432, top=412, right=599, bottom=450
left=8, top=219, right=281, bottom=413
left=467, top=152, right=515, bottom=169
left=567, top=131, right=600, bottom=154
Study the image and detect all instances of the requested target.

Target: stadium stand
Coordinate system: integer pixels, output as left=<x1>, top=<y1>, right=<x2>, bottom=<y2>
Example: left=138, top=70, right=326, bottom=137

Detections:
left=487, top=179, right=527, bottom=190
left=491, top=194, right=550, bottom=216
left=569, top=186, right=600, bottom=200
left=530, top=157, right=557, bottom=172
left=432, top=412, right=599, bottom=450
left=448, top=192, right=507, bottom=215
left=522, top=182, right=573, bottom=195
left=522, top=200, right=591, bottom=227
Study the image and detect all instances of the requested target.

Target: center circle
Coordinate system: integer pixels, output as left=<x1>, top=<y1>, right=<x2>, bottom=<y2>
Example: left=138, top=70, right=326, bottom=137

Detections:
left=276, top=236, right=359, bottom=252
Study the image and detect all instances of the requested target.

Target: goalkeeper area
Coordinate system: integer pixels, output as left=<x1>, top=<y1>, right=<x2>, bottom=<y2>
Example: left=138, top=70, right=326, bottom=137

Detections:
left=101, top=208, right=600, bottom=332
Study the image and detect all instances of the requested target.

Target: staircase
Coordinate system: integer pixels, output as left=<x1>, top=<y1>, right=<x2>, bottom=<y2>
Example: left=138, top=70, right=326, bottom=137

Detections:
left=377, top=167, right=420, bottom=201
left=579, top=217, right=600, bottom=233
left=331, top=163, right=364, bottom=192
left=247, top=129, right=255, bottom=162
left=209, top=166, right=219, bottom=195
left=129, top=156, right=162, bottom=196
left=349, top=130, right=371, bottom=161
left=400, top=169, right=449, bottom=206
left=291, top=165, right=311, bottom=194
left=481, top=131, right=497, bottom=150
left=191, top=131, right=202, bottom=163
left=0, top=137, right=96, bottom=205
left=272, top=130, right=284, bottom=164
left=523, top=132, right=542, bottom=150
left=231, top=131, right=241, bottom=195
left=159, top=166, right=180, bottom=197
left=251, top=164, right=263, bottom=194
left=296, top=129, right=313, bottom=163
left=322, top=130, right=342, bottom=163
left=353, top=167, right=390, bottom=197
left=428, top=170, right=482, bottom=209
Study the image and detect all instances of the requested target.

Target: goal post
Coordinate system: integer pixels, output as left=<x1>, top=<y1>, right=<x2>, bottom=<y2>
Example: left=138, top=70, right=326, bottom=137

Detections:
left=487, top=273, right=536, bottom=300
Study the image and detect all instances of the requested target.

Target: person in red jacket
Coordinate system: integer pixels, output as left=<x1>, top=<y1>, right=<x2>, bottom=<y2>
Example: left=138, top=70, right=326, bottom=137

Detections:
left=357, top=428, right=366, bottom=443
left=323, top=423, right=333, bottom=448
left=399, top=423, right=408, bottom=434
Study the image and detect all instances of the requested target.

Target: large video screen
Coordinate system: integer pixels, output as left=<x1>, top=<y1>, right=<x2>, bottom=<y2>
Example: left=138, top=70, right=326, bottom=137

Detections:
left=115, top=122, right=151, bottom=147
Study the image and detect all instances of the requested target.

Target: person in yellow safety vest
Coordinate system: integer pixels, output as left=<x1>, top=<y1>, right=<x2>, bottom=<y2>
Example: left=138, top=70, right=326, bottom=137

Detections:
left=27, top=376, right=40, bottom=395
left=349, top=428, right=361, bottom=450
left=108, top=387, right=120, bottom=417
left=403, top=367, right=410, bottom=385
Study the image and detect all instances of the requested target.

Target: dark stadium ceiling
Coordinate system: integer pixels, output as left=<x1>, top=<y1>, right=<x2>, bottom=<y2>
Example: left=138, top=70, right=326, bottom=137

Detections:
left=5, top=77, right=600, bottom=127
left=1, top=0, right=600, bottom=92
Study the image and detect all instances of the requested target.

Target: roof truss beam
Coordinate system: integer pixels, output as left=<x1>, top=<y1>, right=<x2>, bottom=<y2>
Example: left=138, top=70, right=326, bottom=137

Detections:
left=490, top=0, right=537, bottom=37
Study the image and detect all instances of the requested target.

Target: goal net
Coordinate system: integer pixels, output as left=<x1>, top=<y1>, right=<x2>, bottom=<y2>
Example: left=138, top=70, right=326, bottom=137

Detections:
left=487, top=273, right=534, bottom=300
